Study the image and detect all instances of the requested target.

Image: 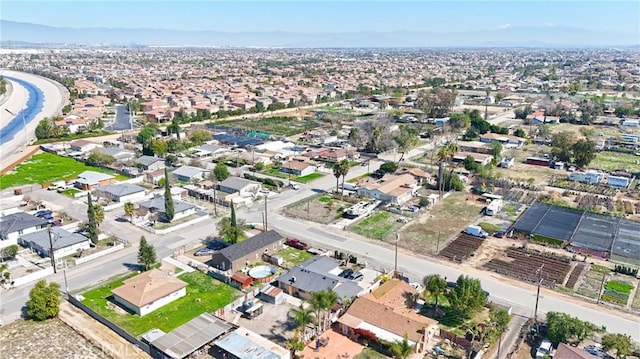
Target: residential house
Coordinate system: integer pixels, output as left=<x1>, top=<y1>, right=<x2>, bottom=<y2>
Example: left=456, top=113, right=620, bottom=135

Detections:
left=316, top=148, right=358, bottom=163
left=147, top=313, right=233, bottom=359
left=209, top=230, right=284, bottom=271
left=54, top=116, right=89, bottom=134
left=452, top=151, right=493, bottom=166
left=0, top=212, right=48, bottom=249
left=172, top=166, right=210, bottom=182
left=337, top=279, right=438, bottom=354
left=111, top=269, right=187, bottom=316
left=276, top=255, right=363, bottom=301
left=213, top=327, right=290, bottom=359
left=93, top=146, right=136, bottom=161
left=93, top=183, right=147, bottom=203
left=479, top=133, right=525, bottom=147
left=356, top=173, right=419, bottom=205
left=554, top=343, right=599, bottom=359
left=280, top=161, right=317, bottom=177
left=568, top=171, right=603, bottom=184
left=216, top=177, right=261, bottom=197
left=135, top=156, right=166, bottom=171
left=138, top=195, right=197, bottom=222
left=18, top=227, right=90, bottom=258
left=70, top=139, right=100, bottom=153
left=402, top=167, right=431, bottom=185
left=75, top=171, right=115, bottom=190
left=608, top=175, right=630, bottom=188
left=145, top=169, right=166, bottom=186
left=458, top=141, right=491, bottom=155
left=192, top=144, right=229, bottom=158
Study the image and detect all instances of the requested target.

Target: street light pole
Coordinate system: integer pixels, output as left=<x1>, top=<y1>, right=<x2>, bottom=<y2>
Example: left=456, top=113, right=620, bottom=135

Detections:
left=394, top=232, right=399, bottom=278
left=47, top=226, right=57, bottom=274
left=533, top=263, right=544, bottom=323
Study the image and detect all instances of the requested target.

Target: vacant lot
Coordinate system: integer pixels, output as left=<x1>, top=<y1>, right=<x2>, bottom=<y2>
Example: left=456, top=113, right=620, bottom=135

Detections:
left=218, top=116, right=321, bottom=136
left=590, top=152, right=640, bottom=173
left=0, top=319, right=108, bottom=359
left=0, top=152, right=123, bottom=189
left=82, top=271, right=239, bottom=337
left=400, top=192, right=483, bottom=255
left=295, top=172, right=324, bottom=183
left=351, top=211, right=403, bottom=240
left=282, top=194, right=351, bottom=224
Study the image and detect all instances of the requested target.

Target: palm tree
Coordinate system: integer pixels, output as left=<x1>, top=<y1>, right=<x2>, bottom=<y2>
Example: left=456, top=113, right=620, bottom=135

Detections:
left=423, top=274, right=446, bottom=313
left=289, top=304, right=316, bottom=336
left=338, top=159, right=351, bottom=196
left=124, top=201, right=135, bottom=222
left=436, top=143, right=458, bottom=198
left=286, top=329, right=306, bottom=358
left=333, top=163, right=341, bottom=193
left=310, top=289, right=338, bottom=334
left=389, top=335, right=415, bottom=359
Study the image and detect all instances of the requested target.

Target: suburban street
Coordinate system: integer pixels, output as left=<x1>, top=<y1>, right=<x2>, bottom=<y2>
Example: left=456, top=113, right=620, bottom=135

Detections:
left=1, top=150, right=639, bottom=342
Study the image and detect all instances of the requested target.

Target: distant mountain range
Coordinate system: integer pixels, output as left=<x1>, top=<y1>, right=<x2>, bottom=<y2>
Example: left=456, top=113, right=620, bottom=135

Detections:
left=1, top=20, right=637, bottom=48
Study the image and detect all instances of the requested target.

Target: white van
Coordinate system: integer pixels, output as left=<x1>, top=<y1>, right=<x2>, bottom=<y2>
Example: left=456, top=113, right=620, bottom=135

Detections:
left=341, top=183, right=359, bottom=191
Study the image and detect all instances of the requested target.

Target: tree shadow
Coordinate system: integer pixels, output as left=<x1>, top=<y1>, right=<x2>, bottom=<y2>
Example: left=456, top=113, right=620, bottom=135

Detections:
left=122, top=263, right=144, bottom=271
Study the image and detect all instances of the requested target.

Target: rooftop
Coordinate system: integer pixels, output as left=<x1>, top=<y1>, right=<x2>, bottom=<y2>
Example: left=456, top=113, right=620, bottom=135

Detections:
left=151, top=313, right=233, bottom=359
left=214, top=327, right=289, bottom=359
left=214, top=230, right=283, bottom=262
left=111, top=269, right=187, bottom=308
left=0, top=212, right=48, bottom=237
left=18, top=227, right=89, bottom=251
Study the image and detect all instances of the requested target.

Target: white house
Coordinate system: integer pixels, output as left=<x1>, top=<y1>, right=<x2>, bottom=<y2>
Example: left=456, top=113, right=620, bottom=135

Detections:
left=138, top=195, right=197, bottom=222
left=74, top=171, right=115, bottom=190
left=217, top=177, right=261, bottom=196
left=69, top=139, right=100, bottom=153
left=111, top=269, right=187, bottom=316
left=172, top=166, right=210, bottom=182
left=608, top=176, right=630, bottom=188
left=356, top=174, right=418, bottom=205
left=569, top=171, right=603, bottom=184
left=0, top=212, right=48, bottom=249
left=280, top=161, right=317, bottom=177
left=18, top=227, right=91, bottom=258
left=93, top=183, right=147, bottom=203
left=135, top=156, right=166, bottom=171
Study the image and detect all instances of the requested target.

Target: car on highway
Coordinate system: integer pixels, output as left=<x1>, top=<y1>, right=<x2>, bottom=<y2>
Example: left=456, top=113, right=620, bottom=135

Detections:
left=285, top=238, right=308, bottom=250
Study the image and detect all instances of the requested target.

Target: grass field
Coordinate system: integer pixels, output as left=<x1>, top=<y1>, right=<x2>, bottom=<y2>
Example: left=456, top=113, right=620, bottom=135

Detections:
left=276, top=247, right=314, bottom=266
left=295, top=173, right=324, bottom=183
left=81, top=271, right=239, bottom=337
left=605, top=280, right=634, bottom=296
left=218, top=116, right=320, bottom=136
left=351, top=211, right=402, bottom=240
left=590, top=152, right=640, bottom=173
left=0, top=153, right=122, bottom=190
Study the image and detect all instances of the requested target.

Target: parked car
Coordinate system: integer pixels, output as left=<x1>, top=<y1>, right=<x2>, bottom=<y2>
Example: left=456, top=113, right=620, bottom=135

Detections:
left=206, top=239, right=230, bottom=250
left=35, top=210, right=52, bottom=217
left=347, top=271, right=363, bottom=281
left=290, top=183, right=300, bottom=190
left=285, top=238, right=308, bottom=250
left=493, top=230, right=506, bottom=238
left=194, top=248, right=216, bottom=256
left=535, top=340, right=553, bottom=359
left=259, top=188, right=270, bottom=194
left=339, top=268, right=354, bottom=278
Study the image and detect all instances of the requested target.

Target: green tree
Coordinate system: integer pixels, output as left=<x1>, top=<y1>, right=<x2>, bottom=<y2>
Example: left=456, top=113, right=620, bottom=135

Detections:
left=513, top=128, right=526, bottom=138
left=449, top=113, right=470, bottom=129
left=538, top=124, right=551, bottom=138
left=167, top=118, right=181, bottom=140
left=289, top=303, right=316, bottom=331
left=380, top=161, right=399, bottom=174
left=35, top=118, right=54, bottom=140
left=389, top=335, right=415, bottom=359
left=213, top=163, right=230, bottom=181
left=546, top=311, right=599, bottom=344
left=2, top=244, right=19, bottom=260
left=447, top=275, right=487, bottom=320
left=0, top=263, right=11, bottom=287
left=333, top=162, right=342, bottom=193
left=86, top=152, right=115, bottom=167
left=26, top=280, right=61, bottom=321
left=601, top=333, right=633, bottom=358
left=151, top=140, right=168, bottom=157
left=423, top=274, right=446, bottom=312
left=310, top=289, right=338, bottom=333
left=92, top=205, right=104, bottom=227
left=165, top=154, right=178, bottom=167
left=137, top=236, right=157, bottom=270
left=124, top=201, right=135, bottom=222
left=86, top=193, right=98, bottom=244
left=138, top=125, right=158, bottom=156
left=189, top=129, right=211, bottom=145
left=164, top=167, right=174, bottom=221
left=254, top=162, right=265, bottom=171
left=572, top=139, right=596, bottom=168
left=551, top=131, right=575, bottom=162
left=218, top=203, right=247, bottom=244
left=286, top=330, right=306, bottom=358
left=255, top=102, right=265, bottom=112
left=489, top=141, right=503, bottom=160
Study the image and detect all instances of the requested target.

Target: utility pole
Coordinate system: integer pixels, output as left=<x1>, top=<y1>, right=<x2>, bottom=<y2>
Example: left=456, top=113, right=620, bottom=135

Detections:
left=307, top=198, right=310, bottom=220
left=63, top=268, right=69, bottom=294
left=496, top=329, right=503, bottom=359
left=597, top=270, right=607, bottom=304
left=212, top=180, right=218, bottom=216
left=47, top=226, right=57, bottom=274
left=264, top=195, right=268, bottom=231
left=436, top=231, right=441, bottom=254
left=533, top=263, right=544, bottom=323
left=394, top=232, right=399, bottom=278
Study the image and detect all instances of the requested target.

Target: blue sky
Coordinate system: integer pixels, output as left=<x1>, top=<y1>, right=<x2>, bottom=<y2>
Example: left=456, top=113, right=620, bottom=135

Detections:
left=2, top=1, right=638, bottom=34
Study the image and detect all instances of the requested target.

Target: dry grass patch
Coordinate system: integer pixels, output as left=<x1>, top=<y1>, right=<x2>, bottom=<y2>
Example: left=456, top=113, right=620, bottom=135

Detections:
left=399, top=192, right=483, bottom=255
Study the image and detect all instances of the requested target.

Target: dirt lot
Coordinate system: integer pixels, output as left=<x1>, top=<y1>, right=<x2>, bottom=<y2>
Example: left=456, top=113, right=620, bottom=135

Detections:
left=282, top=194, right=353, bottom=224
left=399, top=192, right=484, bottom=255
left=0, top=318, right=110, bottom=359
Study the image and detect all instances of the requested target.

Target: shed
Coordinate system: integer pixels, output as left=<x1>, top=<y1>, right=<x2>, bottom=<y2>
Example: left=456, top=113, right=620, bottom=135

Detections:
left=231, top=272, right=253, bottom=289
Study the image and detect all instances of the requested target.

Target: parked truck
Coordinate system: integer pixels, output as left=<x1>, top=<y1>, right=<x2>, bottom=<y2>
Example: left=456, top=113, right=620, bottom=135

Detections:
left=465, top=225, right=488, bottom=238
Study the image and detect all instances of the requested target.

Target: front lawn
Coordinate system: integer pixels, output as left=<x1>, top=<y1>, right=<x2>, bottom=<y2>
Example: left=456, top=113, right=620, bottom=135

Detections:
left=296, top=172, right=324, bottom=183
left=265, top=168, right=289, bottom=179
left=0, top=152, right=119, bottom=189
left=81, top=271, right=239, bottom=337
left=351, top=211, right=402, bottom=240
left=276, top=247, right=314, bottom=266
left=590, top=152, right=640, bottom=173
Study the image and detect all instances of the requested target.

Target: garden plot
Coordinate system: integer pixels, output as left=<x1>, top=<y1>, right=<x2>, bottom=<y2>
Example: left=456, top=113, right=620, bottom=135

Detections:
left=602, top=279, right=635, bottom=306
left=350, top=211, right=404, bottom=240
left=576, top=264, right=609, bottom=300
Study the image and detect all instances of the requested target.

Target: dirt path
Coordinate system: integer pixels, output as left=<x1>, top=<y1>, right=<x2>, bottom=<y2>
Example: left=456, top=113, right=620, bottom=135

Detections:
left=58, top=301, right=150, bottom=359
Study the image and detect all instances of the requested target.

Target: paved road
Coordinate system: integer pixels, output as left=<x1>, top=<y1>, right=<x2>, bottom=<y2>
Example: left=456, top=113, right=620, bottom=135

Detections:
left=105, top=104, right=136, bottom=131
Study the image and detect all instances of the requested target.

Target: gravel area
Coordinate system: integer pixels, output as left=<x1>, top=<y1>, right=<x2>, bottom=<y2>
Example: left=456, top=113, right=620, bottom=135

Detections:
left=0, top=318, right=110, bottom=359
